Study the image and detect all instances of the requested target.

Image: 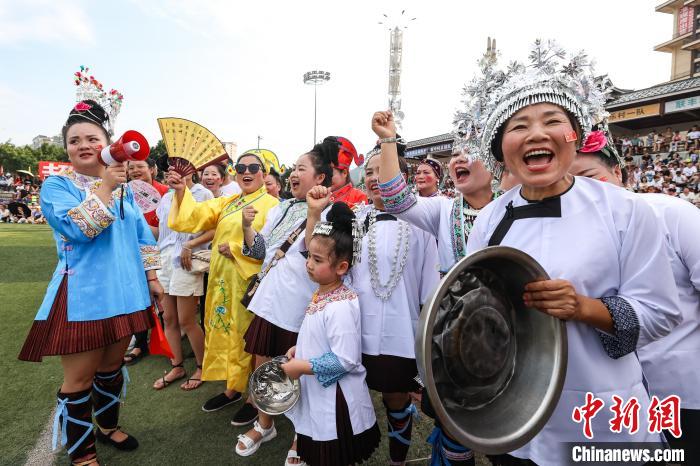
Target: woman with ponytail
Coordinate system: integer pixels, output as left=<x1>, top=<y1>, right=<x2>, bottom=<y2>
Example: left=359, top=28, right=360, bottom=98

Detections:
left=235, top=138, right=338, bottom=457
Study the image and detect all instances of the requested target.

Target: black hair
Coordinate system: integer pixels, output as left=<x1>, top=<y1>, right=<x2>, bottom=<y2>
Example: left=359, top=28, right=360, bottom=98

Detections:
left=61, top=99, right=111, bottom=148
left=584, top=151, right=629, bottom=185
left=492, top=110, right=581, bottom=162
left=204, top=163, right=227, bottom=179
left=267, top=169, right=282, bottom=187
left=313, top=202, right=356, bottom=269
left=305, top=137, right=339, bottom=187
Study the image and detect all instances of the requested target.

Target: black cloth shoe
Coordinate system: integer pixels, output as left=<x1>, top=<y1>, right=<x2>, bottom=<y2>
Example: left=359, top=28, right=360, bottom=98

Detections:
left=201, top=392, right=242, bottom=412
left=231, top=402, right=259, bottom=426
left=95, top=427, right=139, bottom=451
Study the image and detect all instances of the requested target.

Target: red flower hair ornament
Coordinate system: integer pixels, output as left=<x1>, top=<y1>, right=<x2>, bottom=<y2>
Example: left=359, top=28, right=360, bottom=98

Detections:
left=579, top=130, right=608, bottom=153
left=74, top=101, right=92, bottom=112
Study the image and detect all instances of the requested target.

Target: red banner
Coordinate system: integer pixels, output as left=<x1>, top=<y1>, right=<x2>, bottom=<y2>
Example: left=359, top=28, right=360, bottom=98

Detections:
left=679, top=6, right=693, bottom=36
left=38, top=161, right=72, bottom=180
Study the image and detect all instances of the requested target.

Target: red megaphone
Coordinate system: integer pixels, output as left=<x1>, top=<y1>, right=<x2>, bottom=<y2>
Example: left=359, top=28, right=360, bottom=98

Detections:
left=99, top=130, right=150, bottom=166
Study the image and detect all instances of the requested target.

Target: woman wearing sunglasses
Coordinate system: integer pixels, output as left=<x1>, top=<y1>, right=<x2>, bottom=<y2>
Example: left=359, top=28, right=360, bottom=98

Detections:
left=167, top=153, right=279, bottom=422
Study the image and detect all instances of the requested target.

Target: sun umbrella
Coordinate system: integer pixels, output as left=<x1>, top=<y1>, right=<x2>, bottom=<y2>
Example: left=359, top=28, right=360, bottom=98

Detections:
left=16, top=170, right=34, bottom=178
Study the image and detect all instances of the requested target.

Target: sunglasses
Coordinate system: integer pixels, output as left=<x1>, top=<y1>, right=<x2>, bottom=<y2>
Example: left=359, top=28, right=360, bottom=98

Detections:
left=235, top=163, right=263, bottom=175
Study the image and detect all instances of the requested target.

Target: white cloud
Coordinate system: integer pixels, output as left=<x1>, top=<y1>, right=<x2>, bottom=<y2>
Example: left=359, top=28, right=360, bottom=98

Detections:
left=0, top=0, right=94, bottom=45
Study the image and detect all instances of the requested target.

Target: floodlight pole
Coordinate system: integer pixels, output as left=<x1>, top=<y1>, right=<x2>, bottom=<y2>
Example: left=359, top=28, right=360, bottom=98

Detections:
left=303, top=70, right=331, bottom=145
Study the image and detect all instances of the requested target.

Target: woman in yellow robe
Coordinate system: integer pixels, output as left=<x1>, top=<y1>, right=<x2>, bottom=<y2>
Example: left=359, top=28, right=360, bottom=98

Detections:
left=167, top=153, right=278, bottom=410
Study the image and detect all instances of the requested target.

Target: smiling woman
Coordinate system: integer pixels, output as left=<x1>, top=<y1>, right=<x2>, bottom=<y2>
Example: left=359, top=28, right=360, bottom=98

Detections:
left=463, top=39, right=683, bottom=466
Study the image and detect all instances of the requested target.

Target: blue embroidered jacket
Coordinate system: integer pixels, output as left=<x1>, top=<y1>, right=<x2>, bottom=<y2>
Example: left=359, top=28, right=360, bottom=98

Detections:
left=34, top=170, right=160, bottom=322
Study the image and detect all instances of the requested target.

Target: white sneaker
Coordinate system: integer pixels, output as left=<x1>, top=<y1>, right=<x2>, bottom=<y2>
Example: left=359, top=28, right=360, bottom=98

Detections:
left=235, top=420, right=277, bottom=457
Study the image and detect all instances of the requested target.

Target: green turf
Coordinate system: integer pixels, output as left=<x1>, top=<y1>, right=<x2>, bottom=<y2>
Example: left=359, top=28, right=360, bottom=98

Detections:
left=0, top=224, right=449, bottom=465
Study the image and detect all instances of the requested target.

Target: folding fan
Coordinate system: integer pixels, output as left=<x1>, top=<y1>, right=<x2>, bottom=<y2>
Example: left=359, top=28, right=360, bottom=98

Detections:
left=157, top=117, right=229, bottom=176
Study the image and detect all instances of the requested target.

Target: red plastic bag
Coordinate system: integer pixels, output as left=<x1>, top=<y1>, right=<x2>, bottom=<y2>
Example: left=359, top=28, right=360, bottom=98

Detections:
left=148, top=303, right=174, bottom=359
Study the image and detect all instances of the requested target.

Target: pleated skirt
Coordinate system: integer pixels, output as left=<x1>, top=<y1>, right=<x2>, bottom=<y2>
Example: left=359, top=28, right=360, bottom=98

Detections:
left=297, top=385, right=381, bottom=465
left=18, top=276, right=152, bottom=362
left=243, top=314, right=298, bottom=357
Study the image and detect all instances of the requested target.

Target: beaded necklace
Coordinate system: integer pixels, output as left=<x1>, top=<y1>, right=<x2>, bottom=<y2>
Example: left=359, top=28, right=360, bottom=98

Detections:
left=367, top=208, right=411, bottom=301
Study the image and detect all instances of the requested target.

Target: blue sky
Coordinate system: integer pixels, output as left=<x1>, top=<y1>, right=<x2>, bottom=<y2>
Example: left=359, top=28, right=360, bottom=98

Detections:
left=1, top=0, right=672, bottom=166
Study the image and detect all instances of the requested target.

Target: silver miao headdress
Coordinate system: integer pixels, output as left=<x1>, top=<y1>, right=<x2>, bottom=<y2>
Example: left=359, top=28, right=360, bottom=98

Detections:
left=312, top=219, right=364, bottom=265
left=453, top=37, right=505, bottom=179
left=457, top=39, right=610, bottom=180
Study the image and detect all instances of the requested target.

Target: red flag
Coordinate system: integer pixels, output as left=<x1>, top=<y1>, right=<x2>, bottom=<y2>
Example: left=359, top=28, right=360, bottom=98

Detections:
left=148, top=304, right=174, bottom=359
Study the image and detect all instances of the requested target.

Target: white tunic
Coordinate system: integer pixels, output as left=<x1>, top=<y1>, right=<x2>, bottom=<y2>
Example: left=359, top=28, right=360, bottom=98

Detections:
left=392, top=195, right=465, bottom=273
left=637, top=193, right=700, bottom=409
left=466, top=177, right=682, bottom=466
left=248, top=200, right=325, bottom=333
left=351, top=206, right=441, bottom=358
left=285, top=286, right=377, bottom=441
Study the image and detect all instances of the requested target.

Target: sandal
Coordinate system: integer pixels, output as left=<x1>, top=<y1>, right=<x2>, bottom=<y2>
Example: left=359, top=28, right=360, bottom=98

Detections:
left=153, top=362, right=186, bottom=390
left=235, top=420, right=277, bottom=457
left=123, top=349, right=146, bottom=366
left=181, top=364, right=204, bottom=391
left=72, top=457, right=99, bottom=466
left=285, top=435, right=307, bottom=465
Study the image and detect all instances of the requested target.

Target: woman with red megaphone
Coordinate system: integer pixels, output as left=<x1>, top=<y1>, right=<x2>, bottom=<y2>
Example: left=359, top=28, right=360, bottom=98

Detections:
left=18, top=99, right=164, bottom=466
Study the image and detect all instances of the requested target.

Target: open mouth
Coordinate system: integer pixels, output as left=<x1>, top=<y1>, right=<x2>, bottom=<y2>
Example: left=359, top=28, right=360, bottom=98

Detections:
left=523, top=149, right=554, bottom=170
left=367, top=182, right=379, bottom=193
left=78, top=152, right=93, bottom=159
left=241, top=175, right=254, bottom=183
left=454, top=166, right=470, bottom=182
left=203, top=179, right=215, bottom=187
left=290, top=179, right=300, bottom=190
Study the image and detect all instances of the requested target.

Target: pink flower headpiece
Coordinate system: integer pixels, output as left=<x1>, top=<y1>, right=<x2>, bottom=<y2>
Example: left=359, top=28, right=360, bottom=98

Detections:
left=74, top=102, right=92, bottom=112
left=579, top=130, right=608, bottom=153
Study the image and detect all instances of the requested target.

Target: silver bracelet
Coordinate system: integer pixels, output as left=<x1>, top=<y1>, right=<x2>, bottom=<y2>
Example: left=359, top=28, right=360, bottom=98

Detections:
left=379, top=137, right=398, bottom=144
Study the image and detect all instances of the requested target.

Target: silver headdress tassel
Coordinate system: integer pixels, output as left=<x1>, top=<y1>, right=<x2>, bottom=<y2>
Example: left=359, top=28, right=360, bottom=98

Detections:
left=452, top=37, right=505, bottom=180
left=465, top=39, right=610, bottom=180
left=312, top=222, right=334, bottom=237
left=312, top=219, right=364, bottom=266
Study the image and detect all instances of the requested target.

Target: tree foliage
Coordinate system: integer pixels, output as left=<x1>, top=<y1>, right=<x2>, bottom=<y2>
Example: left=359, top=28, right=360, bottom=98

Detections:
left=0, top=140, right=167, bottom=175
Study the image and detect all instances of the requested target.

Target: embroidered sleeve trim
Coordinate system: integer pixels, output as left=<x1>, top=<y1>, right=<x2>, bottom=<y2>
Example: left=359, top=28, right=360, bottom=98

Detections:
left=140, top=245, right=161, bottom=270
left=67, top=193, right=115, bottom=239
left=596, top=296, right=640, bottom=359
left=310, top=351, right=349, bottom=388
left=379, top=174, right=416, bottom=214
left=242, top=233, right=266, bottom=260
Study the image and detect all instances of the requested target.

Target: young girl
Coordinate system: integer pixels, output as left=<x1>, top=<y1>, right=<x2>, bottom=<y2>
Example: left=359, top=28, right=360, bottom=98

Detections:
left=282, top=200, right=380, bottom=466
left=236, top=138, right=338, bottom=455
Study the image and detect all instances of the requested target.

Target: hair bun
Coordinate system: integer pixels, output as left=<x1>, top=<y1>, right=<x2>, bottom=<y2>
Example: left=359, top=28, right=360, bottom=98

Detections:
left=326, top=202, right=355, bottom=233
left=312, top=137, right=340, bottom=166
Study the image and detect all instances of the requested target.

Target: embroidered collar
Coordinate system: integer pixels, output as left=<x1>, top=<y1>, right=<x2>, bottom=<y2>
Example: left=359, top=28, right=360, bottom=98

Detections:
left=487, top=179, right=574, bottom=247
left=221, top=185, right=268, bottom=219
left=306, top=284, right=357, bottom=315
left=58, top=167, right=101, bottom=191
left=57, top=167, right=120, bottom=206
left=450, top=193, right=497, bottom=263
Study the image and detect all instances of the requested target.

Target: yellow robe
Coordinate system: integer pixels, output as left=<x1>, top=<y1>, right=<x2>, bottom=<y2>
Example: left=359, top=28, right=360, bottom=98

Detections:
left=169, top=185, right=278, bottom=391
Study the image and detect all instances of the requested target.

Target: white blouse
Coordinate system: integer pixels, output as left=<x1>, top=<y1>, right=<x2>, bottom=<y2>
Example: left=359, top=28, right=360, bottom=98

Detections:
left=248, top=200, right=325, bottom=333
left=466, top=177, right=682, bottom=466
left=351, top=206, right=440, bottom=359
left=285, top=286, right=376, bottom=441
left=637, top=193, right=700, bottom=409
